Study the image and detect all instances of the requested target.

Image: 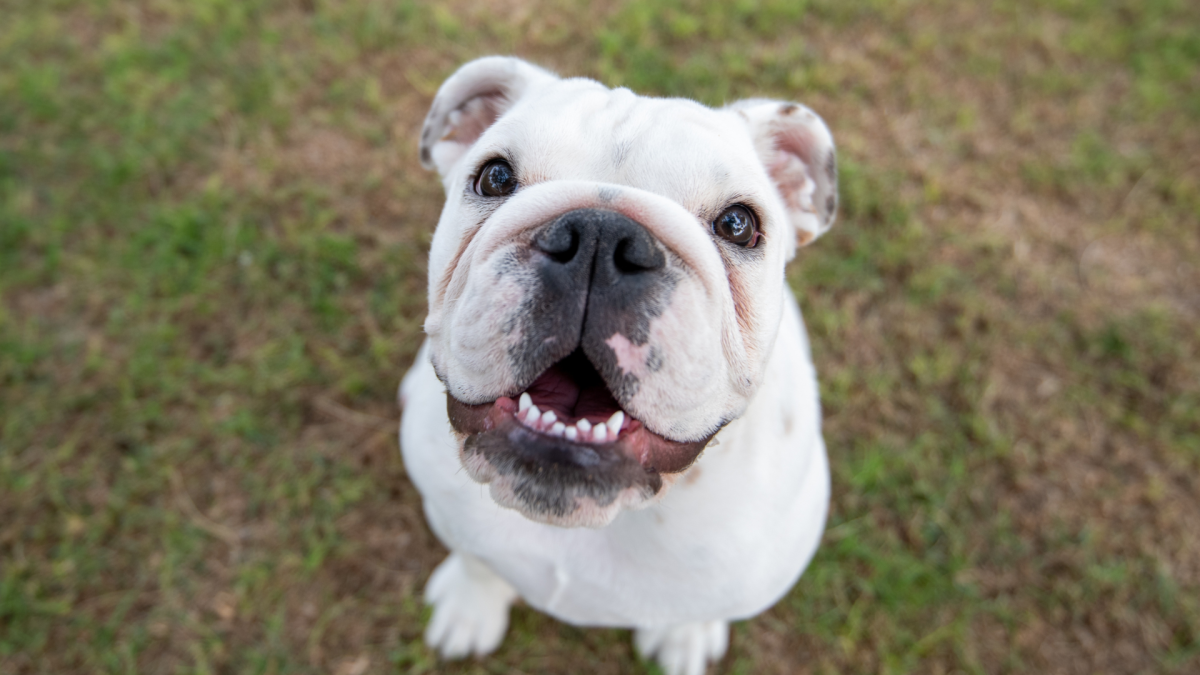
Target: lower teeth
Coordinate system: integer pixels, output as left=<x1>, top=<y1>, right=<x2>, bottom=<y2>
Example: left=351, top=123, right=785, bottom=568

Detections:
left=513, top=400, right=624, bottom=443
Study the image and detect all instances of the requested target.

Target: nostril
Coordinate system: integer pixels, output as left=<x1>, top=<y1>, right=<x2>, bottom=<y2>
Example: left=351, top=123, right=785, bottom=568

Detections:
left=535, top=225, right=579, bottom=264
left=613, top=236, right=662, bottom=274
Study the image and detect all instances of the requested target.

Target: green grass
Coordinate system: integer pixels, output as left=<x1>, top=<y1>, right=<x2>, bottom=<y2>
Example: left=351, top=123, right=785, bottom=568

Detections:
left=2, top=0, right=1199, bottom=673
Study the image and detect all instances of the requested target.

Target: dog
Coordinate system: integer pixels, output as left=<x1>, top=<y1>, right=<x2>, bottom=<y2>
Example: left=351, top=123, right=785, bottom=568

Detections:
left=399, top=56, right=837, bottom=675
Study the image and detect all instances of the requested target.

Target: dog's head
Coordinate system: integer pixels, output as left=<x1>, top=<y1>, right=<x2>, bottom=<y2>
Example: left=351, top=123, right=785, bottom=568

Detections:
left=418, top=57, right=837, bottom=528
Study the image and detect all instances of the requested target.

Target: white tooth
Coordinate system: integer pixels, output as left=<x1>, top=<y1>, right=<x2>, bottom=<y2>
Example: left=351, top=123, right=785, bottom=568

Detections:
left=577, top=418, right=592, bottom=433
left=523, top=405, right=540, bottom=426
left=518, top=393, right=532, bottom=412
left=606, top=411, right=624, bottom=437
left=550, top=422, right=565, bottom=437
left=565, top=426, right=578, bottom=441
left=593, top=425, right=608, bottom=443
left=540, top=410, right=557, bottom=426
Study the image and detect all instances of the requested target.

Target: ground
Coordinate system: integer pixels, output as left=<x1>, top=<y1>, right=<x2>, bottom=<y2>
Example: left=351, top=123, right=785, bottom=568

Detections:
left=1, top=0, right=1198, bottom=673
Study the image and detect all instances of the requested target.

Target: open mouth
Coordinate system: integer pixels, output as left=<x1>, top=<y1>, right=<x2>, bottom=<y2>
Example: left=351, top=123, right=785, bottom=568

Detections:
left=513, top=348, right=630, bottom=443
left=446, top=347, right=712, bottom=475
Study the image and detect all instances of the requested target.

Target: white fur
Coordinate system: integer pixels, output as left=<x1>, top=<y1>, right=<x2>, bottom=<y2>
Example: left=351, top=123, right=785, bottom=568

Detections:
left=635, top=620, right=730, bottom=675
left=400, top=56, right=835, bottom=673
left=423, top=552, right=518, bottom=658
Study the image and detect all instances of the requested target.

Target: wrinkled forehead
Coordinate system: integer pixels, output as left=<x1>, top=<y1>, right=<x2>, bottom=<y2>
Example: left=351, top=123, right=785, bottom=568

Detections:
left=481, top=79, right=768, bottom=211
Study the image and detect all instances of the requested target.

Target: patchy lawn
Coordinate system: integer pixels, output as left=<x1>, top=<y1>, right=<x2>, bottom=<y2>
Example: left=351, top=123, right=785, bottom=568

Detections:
left=2, top=0, right=1198, bottom=673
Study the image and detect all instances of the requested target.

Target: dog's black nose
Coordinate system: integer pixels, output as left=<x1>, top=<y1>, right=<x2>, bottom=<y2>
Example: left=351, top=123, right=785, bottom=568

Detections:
left=533, top=209, right=665, bottom=277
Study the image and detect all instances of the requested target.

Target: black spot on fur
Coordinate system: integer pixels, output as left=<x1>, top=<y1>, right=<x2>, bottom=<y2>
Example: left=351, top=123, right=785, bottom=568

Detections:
left=823, top=153, right=838, bottom=225
left=647, top=346, right=664, bottom=373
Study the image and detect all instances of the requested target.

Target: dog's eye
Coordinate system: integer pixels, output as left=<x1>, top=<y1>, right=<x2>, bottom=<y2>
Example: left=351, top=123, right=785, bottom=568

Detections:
left=713, top=205, right=758, bottom=247
left=476, top=159, right=518, bottom=197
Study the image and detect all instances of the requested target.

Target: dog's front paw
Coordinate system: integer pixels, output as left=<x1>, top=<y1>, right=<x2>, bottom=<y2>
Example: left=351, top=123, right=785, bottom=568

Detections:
left=634, top=620, right=729, bottom=675
left=424, top=553, right=518, bottom=659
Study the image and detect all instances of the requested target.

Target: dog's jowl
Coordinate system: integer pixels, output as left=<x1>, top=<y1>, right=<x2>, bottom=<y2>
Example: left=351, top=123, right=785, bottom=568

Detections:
left=400, top=56, right=837, bottom=675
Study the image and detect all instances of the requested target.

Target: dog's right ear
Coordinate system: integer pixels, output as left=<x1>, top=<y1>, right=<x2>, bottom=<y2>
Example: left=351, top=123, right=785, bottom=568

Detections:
left=419, top=56, right=558, bottom=176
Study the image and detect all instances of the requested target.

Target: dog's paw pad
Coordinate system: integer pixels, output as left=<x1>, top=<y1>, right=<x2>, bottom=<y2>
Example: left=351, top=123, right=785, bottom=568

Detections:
left=424, top=554, right=517, bottom=659
left=634, top=620, right=729, bottom=675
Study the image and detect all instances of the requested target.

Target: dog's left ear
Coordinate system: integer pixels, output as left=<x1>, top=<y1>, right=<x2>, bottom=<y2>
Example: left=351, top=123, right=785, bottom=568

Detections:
left=728, top=99, right=838, bottom=254
left=420, top=56, right=558, bottom=176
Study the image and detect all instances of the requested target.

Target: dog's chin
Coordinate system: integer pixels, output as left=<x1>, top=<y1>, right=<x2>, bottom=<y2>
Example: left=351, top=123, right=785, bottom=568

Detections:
left=460, top=446, right=658, bottom=528
left=445, top=349, right=715, bottom=528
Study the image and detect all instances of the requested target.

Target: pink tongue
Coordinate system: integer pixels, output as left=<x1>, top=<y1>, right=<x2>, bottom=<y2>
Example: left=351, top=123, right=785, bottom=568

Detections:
left=525, top=361, right=622, bottom=423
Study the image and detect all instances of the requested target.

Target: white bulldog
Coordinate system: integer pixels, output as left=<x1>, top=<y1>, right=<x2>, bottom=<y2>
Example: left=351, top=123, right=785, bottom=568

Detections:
left=399, top=56, right=837, bottom=675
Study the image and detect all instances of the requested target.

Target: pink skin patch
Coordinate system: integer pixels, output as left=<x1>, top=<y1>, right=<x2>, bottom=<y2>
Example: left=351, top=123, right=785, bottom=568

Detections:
left=605, top=333, right=653, bottom=379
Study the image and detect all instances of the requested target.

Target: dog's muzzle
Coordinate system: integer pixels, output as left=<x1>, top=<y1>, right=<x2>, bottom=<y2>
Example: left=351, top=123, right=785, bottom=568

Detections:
left=445, top=209, right=715, bottom=526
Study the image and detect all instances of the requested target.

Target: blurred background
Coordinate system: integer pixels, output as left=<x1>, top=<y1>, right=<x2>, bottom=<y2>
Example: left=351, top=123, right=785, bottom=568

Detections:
left=2, top=1, right=1198, bottom=673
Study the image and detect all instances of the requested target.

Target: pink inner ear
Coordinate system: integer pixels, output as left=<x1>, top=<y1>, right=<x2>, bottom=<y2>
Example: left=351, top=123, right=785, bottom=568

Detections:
left=445, top=91, right=508, bottom=146
left=768, top=124, right=819, bottom=215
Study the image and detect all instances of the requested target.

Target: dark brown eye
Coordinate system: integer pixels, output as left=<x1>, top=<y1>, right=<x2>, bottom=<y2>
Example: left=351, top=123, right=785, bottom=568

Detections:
left=476, top=159, right=518, bottom=197
left=713, top=205, right=758, bottom=246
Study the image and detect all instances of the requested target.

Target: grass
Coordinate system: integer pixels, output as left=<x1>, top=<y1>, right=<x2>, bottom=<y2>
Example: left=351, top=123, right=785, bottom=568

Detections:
left=2, top=0, right=1198, bottom=673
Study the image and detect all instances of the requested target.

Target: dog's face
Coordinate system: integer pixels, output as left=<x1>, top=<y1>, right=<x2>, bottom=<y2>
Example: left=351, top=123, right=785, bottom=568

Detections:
left=418, top=57, right=837, bottom=528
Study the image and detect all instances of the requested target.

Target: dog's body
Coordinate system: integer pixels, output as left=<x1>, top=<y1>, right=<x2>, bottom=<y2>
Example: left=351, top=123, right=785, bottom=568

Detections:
left=399, top=57, right=837, bottom=675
